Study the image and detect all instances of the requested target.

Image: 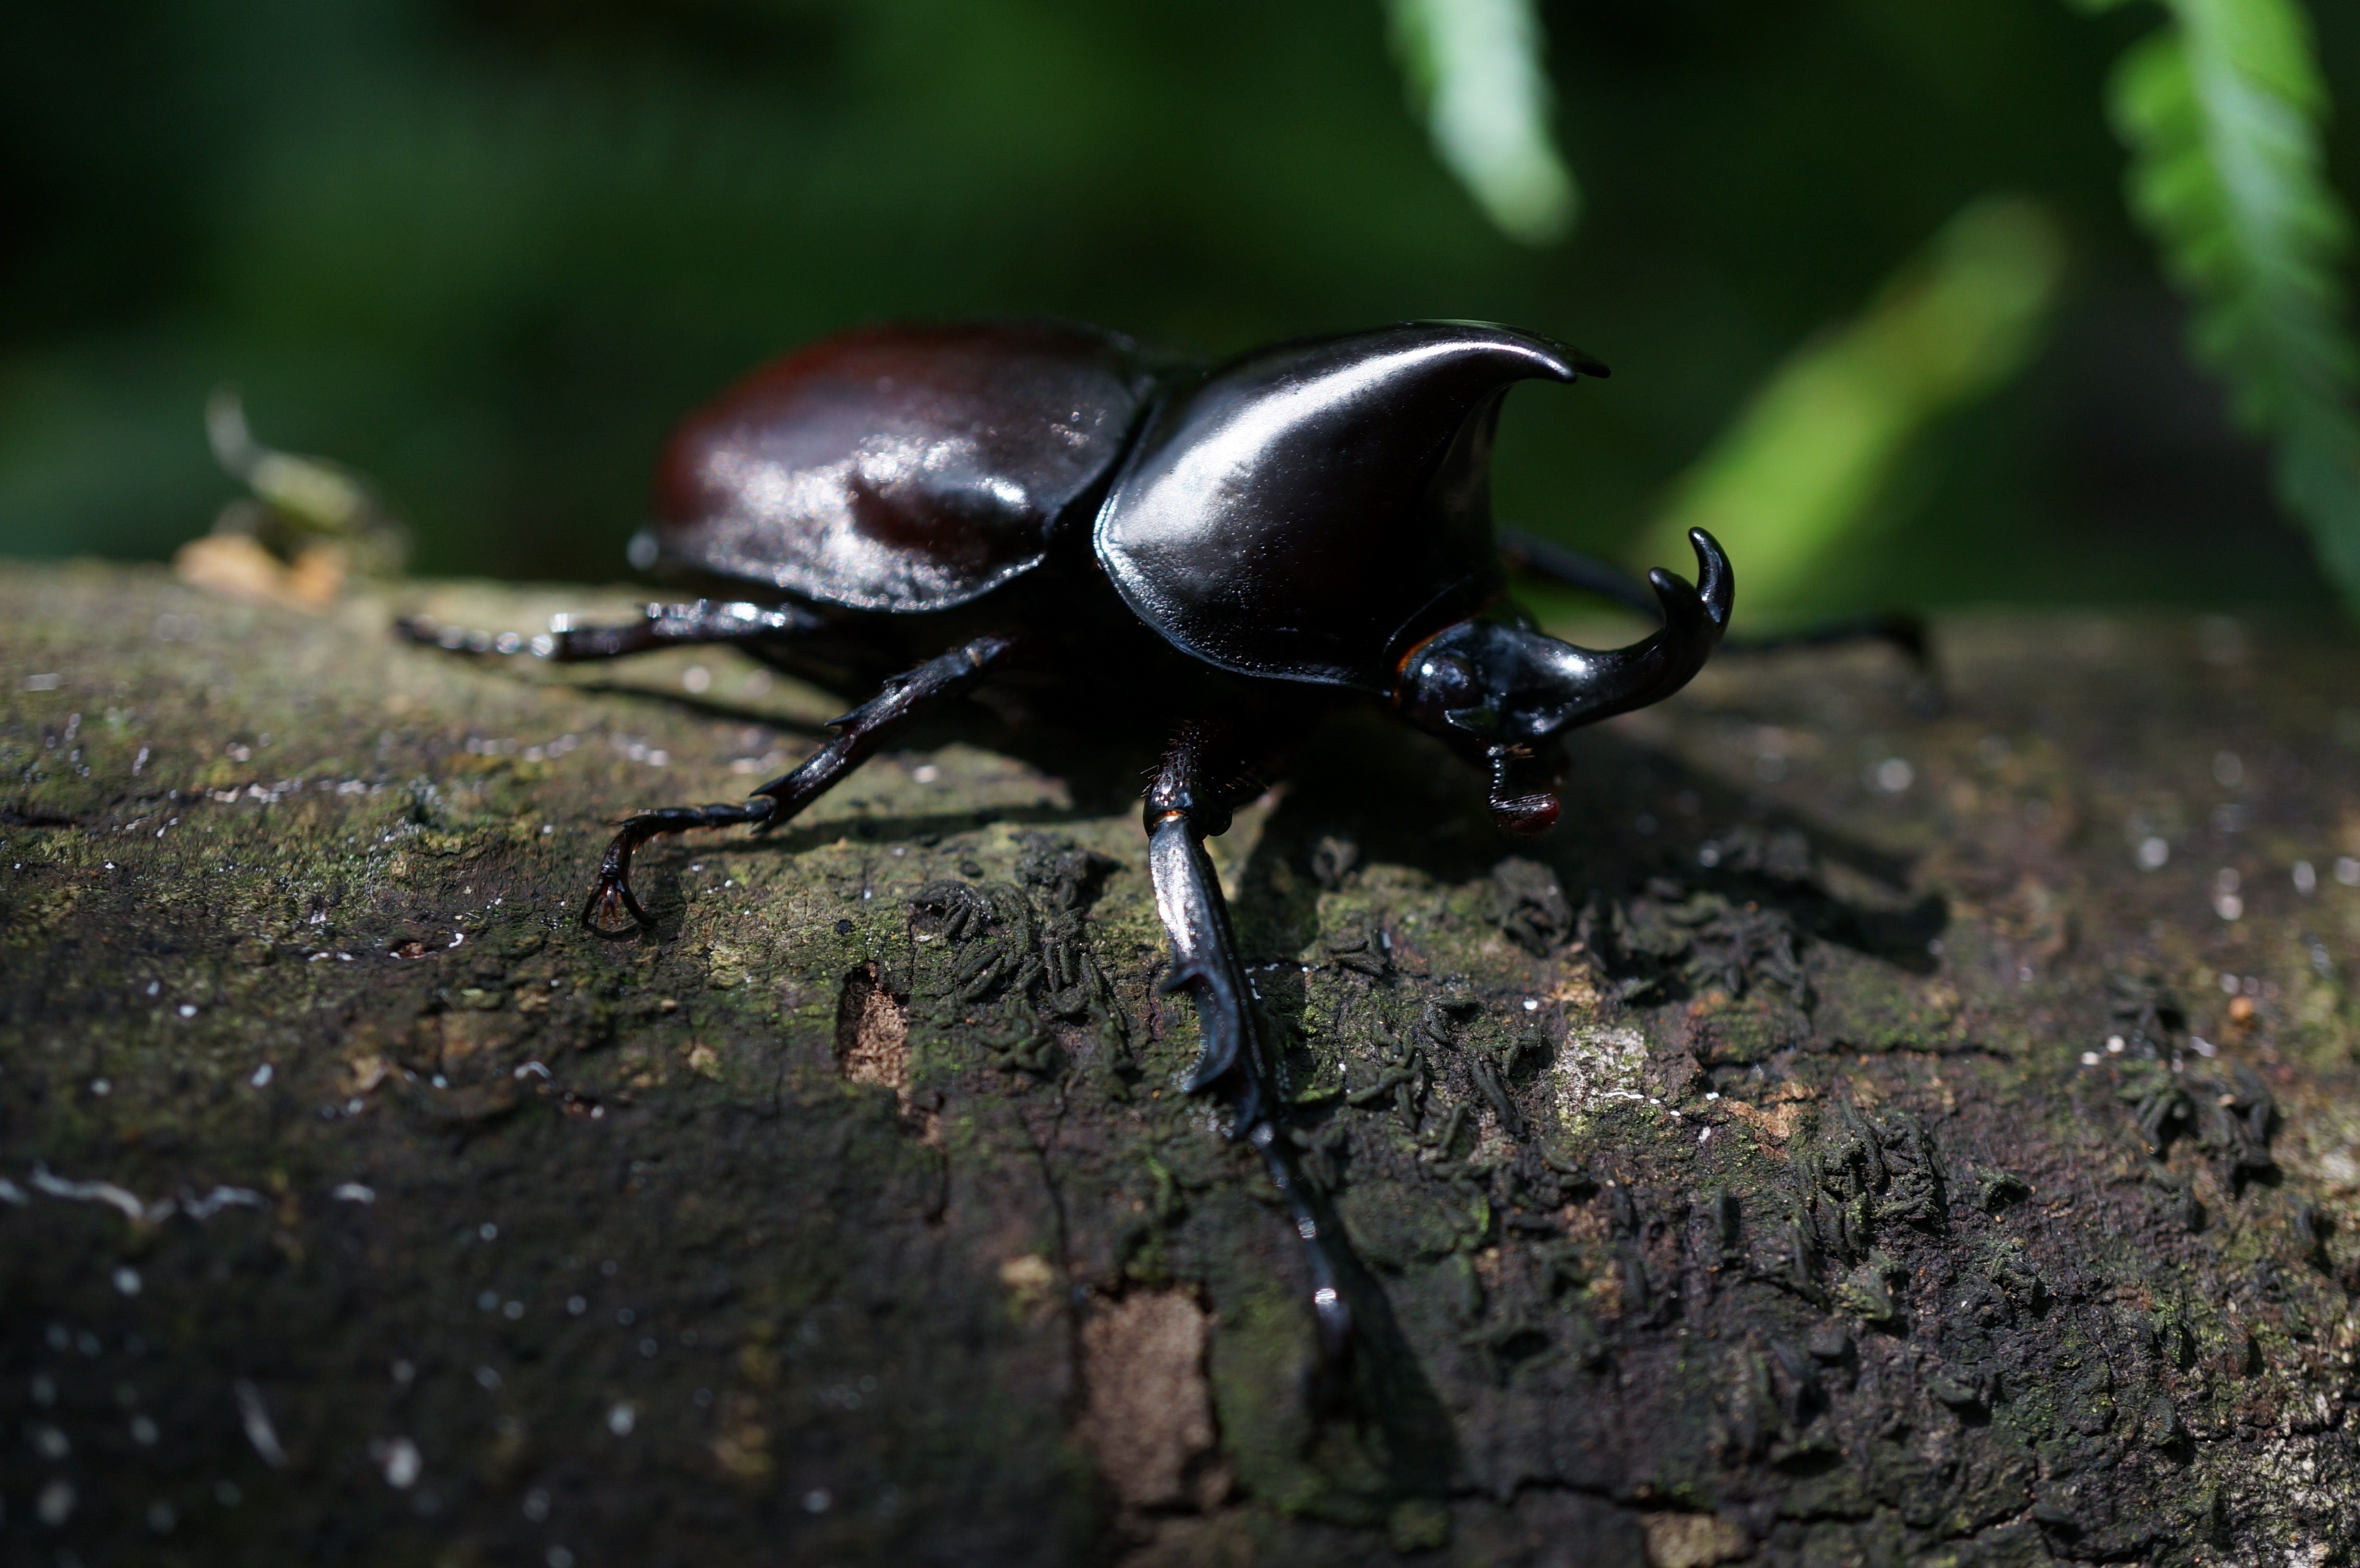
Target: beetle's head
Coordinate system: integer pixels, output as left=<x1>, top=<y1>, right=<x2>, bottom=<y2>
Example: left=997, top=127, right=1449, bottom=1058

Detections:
left=1395, top=528, right=1733, bottom=834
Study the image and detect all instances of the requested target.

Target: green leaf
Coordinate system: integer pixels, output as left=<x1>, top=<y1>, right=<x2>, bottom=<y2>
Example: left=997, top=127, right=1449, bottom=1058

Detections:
left=2087, top=0, right=2360, bottom=611
left=1384, top=0, right=1578, bottom=245
left=1635, top=198, right=2066, bottom=623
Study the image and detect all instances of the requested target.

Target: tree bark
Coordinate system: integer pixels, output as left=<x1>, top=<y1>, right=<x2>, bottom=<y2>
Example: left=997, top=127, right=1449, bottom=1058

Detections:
left=2, top=564, right=2355, bottom=1566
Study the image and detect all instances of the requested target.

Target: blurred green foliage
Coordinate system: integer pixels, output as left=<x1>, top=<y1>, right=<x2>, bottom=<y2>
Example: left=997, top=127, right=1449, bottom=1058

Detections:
left=1640, top=198, right=2067, bottom=622
left=1387, top=0, right=1578, bottom=244
left=2080, top=0, right=2360, bottom=613
left=1, top=0, right=2355, bottom=617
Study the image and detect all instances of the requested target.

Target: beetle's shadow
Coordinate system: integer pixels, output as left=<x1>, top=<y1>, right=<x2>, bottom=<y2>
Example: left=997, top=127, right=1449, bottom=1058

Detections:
left=413, top=648, right=850, bottom=739
left=610, top=800, right=1104, bottom=943
left=1193, top=704, right=1946, bottom=1498
left=588, top=687, right=1946, bottom=1504
left=606, top=685, right=1945, bottom=984
left=539, top=677, right=840, bottom=739
left=1237, top=704, right=1946, bottom=984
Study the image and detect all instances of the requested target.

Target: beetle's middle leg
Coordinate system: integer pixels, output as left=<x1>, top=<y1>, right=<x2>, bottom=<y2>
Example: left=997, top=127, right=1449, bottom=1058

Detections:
left=582, top=634, right=1019, bottom=931
left=399, top=598, right=827, bottom=663
left=1144, top=723, right=1353, bottom=1364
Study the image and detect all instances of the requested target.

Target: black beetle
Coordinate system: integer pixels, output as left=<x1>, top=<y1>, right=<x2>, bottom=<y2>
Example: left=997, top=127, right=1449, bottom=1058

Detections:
left=403, top=318, right=1733, bottom=1362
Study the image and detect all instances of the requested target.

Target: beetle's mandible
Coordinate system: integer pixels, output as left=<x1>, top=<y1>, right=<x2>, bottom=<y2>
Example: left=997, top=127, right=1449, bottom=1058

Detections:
left=402, top=318, right=1734, bottom=1368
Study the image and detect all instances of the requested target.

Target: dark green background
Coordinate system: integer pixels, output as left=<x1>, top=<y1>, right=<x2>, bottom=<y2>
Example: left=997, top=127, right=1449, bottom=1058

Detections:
left=4, top=0, right=2355, bottom=615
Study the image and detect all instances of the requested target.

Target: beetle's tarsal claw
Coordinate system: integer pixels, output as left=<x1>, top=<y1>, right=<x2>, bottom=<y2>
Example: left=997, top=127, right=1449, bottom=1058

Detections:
left=577, top=798, right=777, bottom=932
left=581, top=837, right=651, bottom=936
left=581, top=877, right=645, bottom=937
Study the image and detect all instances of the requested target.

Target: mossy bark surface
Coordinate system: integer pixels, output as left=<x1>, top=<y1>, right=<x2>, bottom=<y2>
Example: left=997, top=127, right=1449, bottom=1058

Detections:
left=3, top=563, right=2358, bottom=1567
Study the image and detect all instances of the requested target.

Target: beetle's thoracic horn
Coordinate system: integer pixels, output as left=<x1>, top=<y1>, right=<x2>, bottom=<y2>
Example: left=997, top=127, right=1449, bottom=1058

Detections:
left=1395, top=529, right=1734, bottom=833
left=1095, top=321, right=1610, bottom=690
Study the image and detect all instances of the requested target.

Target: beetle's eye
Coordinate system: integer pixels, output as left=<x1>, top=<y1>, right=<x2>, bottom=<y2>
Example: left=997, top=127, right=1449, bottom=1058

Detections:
left=1401, top=651, right=1488, bottom=737
left=1416, top=655, right=1476, bottom=708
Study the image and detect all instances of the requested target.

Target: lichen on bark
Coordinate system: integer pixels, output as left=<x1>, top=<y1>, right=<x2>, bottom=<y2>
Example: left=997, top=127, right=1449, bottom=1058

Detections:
left=2, top=564, right=2357, bottom=1565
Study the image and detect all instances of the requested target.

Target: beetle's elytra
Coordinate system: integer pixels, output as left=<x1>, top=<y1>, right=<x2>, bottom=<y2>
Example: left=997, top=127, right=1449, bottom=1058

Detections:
left=403, top=318, right=1733, bottom=1370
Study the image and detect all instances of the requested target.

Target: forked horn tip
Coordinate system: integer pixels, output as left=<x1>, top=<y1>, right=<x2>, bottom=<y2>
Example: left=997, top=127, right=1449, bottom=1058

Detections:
left=1646, top=565, right=1703, bottom=629
left=1685, top=528, right=1734, bottom=626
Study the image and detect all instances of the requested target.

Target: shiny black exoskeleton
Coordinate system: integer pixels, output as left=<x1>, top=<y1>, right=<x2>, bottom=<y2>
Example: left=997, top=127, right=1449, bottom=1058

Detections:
left=402, top=318, right=1733, bottom=1369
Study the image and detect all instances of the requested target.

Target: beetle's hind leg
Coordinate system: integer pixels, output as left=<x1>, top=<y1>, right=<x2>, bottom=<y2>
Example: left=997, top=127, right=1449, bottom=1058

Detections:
left=582, top=634, right=1019, bottom=933
left=399, top=598, right=827, bottom=663
left=1144, top=725, right=1352, bottom=1366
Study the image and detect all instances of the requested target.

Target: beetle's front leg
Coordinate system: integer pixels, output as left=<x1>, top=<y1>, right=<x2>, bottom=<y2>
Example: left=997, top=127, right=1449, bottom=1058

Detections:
left=582, top=635, right=1019, bottom=931
left=1144, top=725, right=1352, bottom=1363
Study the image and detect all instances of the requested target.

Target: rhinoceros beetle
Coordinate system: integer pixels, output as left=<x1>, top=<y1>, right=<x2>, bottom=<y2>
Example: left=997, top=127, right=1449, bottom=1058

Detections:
left=403, top=318, right=1735, bottom=1366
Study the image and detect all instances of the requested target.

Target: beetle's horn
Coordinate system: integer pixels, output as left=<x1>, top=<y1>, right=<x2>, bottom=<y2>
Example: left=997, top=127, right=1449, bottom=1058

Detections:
left=1527, top=527, right=1733, bottom=733
left=1398, top=530, right=1733, bottom=835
